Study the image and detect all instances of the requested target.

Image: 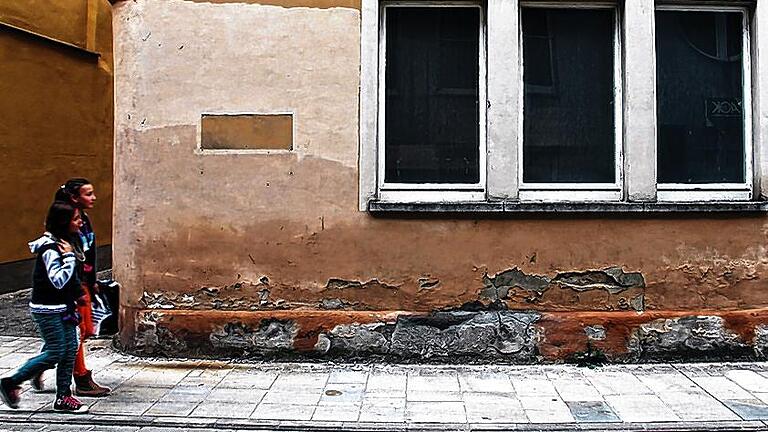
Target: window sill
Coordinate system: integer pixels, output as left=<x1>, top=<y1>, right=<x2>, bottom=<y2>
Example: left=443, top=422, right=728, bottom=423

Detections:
left=368, top=200, right=768, bottom=214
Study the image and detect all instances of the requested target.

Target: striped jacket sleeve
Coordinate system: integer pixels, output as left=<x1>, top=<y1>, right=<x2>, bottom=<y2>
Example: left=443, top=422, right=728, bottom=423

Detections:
left=41, top=249, right=77, bottom=289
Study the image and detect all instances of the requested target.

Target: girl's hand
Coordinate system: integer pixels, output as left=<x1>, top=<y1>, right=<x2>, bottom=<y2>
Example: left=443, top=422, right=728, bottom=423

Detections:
left=58, top=240, right=73, bottom=254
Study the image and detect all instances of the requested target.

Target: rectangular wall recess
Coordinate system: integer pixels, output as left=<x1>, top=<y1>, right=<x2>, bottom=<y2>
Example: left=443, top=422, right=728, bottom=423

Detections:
left=200, top=113, right=293, bottom=151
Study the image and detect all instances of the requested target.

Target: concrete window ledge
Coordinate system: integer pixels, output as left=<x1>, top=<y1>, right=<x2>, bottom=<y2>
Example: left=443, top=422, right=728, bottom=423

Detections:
left=368, top=200, right=768, bottom=214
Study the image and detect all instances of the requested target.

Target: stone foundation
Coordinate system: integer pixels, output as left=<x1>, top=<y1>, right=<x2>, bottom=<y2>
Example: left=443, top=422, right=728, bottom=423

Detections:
left=119, top=308, right=768, bottom=363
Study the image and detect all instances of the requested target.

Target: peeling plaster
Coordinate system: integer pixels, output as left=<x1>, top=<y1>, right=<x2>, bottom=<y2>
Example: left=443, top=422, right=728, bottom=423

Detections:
left=481, top=267, right=645, bottom=311
left=325, top=278, right=400, bottom=291
left=210, top=320, right=298, bottom=354
left=630, top=316, right=751, bottom=361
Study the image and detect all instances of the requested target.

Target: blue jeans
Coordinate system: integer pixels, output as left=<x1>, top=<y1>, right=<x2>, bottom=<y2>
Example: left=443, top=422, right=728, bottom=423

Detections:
left=11, top=312, right=78, bottom=398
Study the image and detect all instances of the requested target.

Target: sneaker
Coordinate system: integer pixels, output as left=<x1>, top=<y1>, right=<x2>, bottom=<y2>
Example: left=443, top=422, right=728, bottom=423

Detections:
left=0, top=377, right=20, bottom=409
left=74, top=370, right=110, bottom=397
left=53, top=395, right=89, bottom=414
left=31, top=372, right=44, bottom=392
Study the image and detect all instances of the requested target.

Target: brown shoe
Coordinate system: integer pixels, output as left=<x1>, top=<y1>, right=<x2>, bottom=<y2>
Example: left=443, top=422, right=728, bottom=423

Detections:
left=74, top=371, right=110, bottom=397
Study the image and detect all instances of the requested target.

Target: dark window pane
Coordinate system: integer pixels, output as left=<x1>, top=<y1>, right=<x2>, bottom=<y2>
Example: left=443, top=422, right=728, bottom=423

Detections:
left=385, top=7, right=480, bottom=184
left=522, top=9, right=615, bottom=184
left=656, top=11, right=745, bottom=184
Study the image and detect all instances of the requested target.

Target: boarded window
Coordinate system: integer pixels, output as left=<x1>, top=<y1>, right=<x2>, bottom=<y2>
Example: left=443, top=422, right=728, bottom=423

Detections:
left=384, top=7, right=480, bottom=184
left=522, top=8, right=616, bottom=184
left=201, top=114, right=293, bottom=151
left=656, top=11, right=745, bottom=184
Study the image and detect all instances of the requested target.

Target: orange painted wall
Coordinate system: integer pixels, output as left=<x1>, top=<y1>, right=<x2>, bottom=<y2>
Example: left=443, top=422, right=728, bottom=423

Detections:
left=0, top=0, right=113, bottom=263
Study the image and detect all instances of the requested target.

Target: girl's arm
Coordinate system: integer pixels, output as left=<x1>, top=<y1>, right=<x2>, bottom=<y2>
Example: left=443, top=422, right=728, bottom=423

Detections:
left=41, top=249, right=77, bottom=289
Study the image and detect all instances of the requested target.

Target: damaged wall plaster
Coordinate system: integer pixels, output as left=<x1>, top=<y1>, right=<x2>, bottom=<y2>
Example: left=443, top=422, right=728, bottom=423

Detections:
left=481, top=267, right=646, bottom=311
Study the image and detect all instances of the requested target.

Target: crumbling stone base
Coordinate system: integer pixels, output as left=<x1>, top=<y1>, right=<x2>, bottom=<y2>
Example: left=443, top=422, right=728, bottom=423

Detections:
left=120, top=308, right=768, bottom=363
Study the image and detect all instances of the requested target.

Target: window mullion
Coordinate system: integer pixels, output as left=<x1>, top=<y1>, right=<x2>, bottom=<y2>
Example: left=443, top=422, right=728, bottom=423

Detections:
left=755, top=3, right=768, bottom=199
left=487, top=0, right=521, bottom=201
left=623, top=0, right=658, bottom=202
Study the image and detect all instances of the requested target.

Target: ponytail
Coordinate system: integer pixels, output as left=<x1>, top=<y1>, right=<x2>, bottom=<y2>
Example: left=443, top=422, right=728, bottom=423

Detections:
left=54, top=178, right=92, bottom=204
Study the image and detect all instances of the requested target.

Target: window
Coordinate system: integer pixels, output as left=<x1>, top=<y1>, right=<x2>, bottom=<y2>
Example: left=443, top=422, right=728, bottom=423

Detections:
left=520, top=6, right=621, bottom=201
left=378, top=3, right=486, bottom=202
left=359, top=0, right=758, bottom=209
left=656, top=7, right=752, bottom=201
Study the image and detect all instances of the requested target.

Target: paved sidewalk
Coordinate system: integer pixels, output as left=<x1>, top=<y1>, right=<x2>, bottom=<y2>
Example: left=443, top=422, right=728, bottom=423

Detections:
left=2, top=336, right=768, bottom=431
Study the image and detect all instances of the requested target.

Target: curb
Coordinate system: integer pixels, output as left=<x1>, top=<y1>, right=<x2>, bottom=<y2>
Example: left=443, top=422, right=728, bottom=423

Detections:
left=1, top=412, right=767, bottom=432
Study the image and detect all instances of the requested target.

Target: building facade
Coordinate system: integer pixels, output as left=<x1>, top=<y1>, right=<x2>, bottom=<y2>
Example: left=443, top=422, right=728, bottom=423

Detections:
left=114, top=0, right=768, bottom=362
left=0, top=0, right=114, bottom=293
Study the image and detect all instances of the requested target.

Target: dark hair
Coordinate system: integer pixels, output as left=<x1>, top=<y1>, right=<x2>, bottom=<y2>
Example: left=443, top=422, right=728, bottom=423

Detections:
left=45, top=202, right=78, bottom=240
left=54, top=178, right=92, bottom=206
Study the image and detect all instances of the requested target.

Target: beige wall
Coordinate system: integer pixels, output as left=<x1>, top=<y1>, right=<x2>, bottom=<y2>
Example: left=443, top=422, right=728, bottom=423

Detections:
left=113, top=0, right=768, bottom=329
left=0, top=0, right=114, bottom=263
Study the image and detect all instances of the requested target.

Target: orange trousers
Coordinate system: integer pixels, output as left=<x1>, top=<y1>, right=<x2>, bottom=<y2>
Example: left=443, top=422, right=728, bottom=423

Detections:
left=73, top=286, right=96, bottom=378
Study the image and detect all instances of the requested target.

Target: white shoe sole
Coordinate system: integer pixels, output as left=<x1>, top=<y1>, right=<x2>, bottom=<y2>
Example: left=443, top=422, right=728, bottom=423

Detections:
left=53, top=404, right=89, bottom=414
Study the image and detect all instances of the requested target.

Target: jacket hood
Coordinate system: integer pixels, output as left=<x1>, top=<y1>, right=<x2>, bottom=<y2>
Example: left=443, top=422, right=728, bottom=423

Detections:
left=28, top=233, right=56, bottom=254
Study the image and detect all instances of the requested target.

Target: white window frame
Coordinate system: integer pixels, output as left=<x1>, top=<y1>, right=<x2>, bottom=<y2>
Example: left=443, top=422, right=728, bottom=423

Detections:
left=376, top=1, right=488, bottom=203
left=655, top=5, right=753, bottom=202
left=517, top=2, right=624, bottom=202
left=359, top=0, right=763, bottom=210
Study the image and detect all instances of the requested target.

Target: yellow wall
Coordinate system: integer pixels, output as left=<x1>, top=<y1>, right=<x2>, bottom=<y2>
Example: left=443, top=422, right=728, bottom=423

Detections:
left=0, top=0, right=113, bottom=263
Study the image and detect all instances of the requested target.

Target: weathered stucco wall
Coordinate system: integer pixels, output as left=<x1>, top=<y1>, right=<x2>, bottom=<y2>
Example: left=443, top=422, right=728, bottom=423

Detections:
left=0, top=0, right=113, bottom=264
left=113, top=0, right=768, bottom=362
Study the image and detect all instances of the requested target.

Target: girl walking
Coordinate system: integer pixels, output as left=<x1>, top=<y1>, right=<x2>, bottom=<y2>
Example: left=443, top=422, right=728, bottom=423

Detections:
left=0, top=202, right=89, bottom=413
left=52, top=178, right=110, bottom=397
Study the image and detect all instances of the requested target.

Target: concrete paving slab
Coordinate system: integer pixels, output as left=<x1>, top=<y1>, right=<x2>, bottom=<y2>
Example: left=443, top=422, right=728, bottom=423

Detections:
left=583, top=371, right=653, bottom=396
left=657, top=391, right=740, bottom=421
left=359, top=399, right=406, bottom=423
left=319, top=387, right=364, bottom=405
left=261, top=390, right=323, bottom=405
left=109, top=387, right=169, bottom=402
left=250, top=403, right=315, bottom=421
left=216, top=370, right=277, bottom=389
left=206, top=387, right=265, bottom=403
left=271, top=373, right=329, bottom=391
left=328, top=371, right=368, bottom=385
left=406, top=401, right=465, bottom=423
left=458, top=374, right=515, bottom=394
left=366, top=374, right=406, bottom=393
left=312, top=403, right=361, bottom=422
left=407, top=374, right=460, bottom=393
left=406, top=390, right=462, bottom=402
left=688, top=375, right=755, bottom=400
left=604, top=394, right=680, bottom=422
left=722, top=399, right=768, bottom=420
left=511, top=378, right=558, bottom=397
left=159, top=386, right=210, bottom=403
left=523, top=407, right=574, bottom=424
left=144, top=401, right=199, bottom=417
left=90, top=401, right=154, bottom=416
left=565, top=401, right=619, bottom=423
left=551, top=378, right=603, bottom=402
left=635, top=373, right=707, bottom=395
left=191, top=401, right=257, bottom=418
left=464, top=394, right=526, bottom=423
left=726, top=370, right=768, bottom=393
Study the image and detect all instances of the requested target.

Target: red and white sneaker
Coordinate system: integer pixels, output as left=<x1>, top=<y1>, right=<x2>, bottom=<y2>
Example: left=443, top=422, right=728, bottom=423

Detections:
left=0, top=377, right=20, bottom=409
left=53, top=395, right=89, bottom=414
